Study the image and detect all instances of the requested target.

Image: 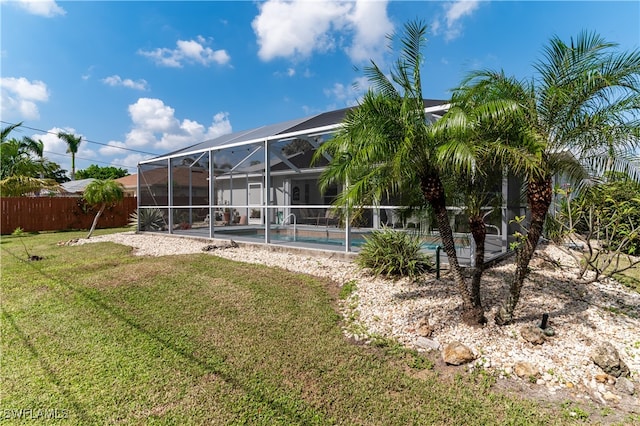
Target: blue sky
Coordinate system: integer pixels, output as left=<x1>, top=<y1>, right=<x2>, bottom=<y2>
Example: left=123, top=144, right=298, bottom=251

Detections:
left=1, top=0, right=639, bottom=175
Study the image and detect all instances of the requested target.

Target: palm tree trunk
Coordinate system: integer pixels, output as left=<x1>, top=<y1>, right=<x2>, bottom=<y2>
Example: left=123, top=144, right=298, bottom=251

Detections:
left=87, top=204, right=105, bottom=239
left=468, top=215, right=486, bottom=309
left=495, top=176, right=553, bottom=325
left=421, top=173, right=485, bottom=325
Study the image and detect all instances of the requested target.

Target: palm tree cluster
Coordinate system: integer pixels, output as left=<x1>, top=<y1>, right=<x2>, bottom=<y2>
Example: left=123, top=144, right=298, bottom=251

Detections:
left=0, top=124, right=89, bottom=196
left=317, top=20, right=640, bottom=326
left=0, top=122, right=66, bottom=196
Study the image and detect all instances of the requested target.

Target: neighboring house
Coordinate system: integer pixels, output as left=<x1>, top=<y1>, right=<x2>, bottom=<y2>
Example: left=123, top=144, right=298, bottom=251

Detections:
left=115, top=174, right=138, bottom=197
left=137, top=101, right=525, bottom=262
left=60, top=178, right=96, bottom=196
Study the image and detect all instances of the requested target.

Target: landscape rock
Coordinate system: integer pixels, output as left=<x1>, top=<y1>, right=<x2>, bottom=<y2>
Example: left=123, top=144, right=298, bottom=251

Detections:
left=514, top=361, right=539, bottom=378
left=595, top=373, right=614, bottom=384
left=602, top=391, right=621, bottom=403
left=442, top=341, right=475, bottom=365
left=415, top=337, right=440, bottom=351
left=416, top=318, right=433, bottom=337
left=614, top=377, right=636, bottom=395
left=590, top=342, right=630, bottom=378
left=520, top=325, right=546, bottom=345
left=542, top=327, right=555, bottom=337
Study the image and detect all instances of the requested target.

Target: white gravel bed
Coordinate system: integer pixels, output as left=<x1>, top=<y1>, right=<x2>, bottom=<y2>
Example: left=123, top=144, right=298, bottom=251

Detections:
left=75, top=231, right=640, bottom=404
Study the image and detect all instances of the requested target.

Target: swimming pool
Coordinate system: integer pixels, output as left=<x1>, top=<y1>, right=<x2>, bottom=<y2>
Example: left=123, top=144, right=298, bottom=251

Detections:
left=214, top=227, right=449, bottom=250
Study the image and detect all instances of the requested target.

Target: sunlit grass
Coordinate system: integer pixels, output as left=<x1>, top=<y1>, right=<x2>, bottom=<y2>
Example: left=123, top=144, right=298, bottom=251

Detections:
left=612, top=255, right=640, bottom=293
left=1, top=230, right=566, bottom=424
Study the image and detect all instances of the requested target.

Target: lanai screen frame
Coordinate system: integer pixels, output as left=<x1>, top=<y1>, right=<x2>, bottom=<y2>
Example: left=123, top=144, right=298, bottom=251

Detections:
left=137, top=102, right=513, bottom=258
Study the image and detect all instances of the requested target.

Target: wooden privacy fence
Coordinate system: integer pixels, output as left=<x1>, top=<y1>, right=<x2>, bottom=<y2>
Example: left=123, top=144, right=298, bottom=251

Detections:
left=1, top=197, right=137, bottom=235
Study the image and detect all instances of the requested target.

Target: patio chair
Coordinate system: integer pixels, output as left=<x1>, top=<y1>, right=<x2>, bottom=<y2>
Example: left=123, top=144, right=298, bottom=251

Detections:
left=385, top=209, right=402, bottom=228
left=316, top=209, right=338, bottom=226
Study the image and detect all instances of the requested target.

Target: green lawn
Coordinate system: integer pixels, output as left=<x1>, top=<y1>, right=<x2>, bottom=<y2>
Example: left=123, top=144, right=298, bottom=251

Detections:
left=614, top=256, right=640, bottom=293
left=0, top=230, right=590, bottom=424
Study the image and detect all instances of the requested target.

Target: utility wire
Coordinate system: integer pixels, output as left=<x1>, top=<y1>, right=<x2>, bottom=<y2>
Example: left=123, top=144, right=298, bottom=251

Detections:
left=43, top=150, right=137, bottom=170
left=1, top=120, right=159, bottom=156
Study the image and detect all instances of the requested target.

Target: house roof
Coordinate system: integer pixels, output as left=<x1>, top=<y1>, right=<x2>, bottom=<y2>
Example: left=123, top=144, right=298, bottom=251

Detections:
left=61, top=178, right=95, bottom=193
left=115, top=174, right=138, bottom=189
left=141, top=100, right=449, bottom=165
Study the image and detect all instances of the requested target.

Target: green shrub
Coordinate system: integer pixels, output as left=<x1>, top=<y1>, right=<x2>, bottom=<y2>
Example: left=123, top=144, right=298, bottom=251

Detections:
left=129, top=208, right=166, bottom=231
left=357, top=228, right=433, bottom=278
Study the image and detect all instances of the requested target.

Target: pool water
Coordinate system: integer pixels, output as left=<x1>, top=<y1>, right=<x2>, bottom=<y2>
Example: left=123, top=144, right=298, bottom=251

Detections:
left=218, top=228, right=444, bottom=250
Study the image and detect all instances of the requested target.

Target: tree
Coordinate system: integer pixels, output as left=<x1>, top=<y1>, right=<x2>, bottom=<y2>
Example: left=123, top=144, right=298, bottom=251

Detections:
left=315, top=21, right=485, bottom=325
left=456, top=32, right=640, bottom=324
left=0, top=122, right=64, bottom=195
left=0, top=175, right=62, bottom=197
left=436, top=74, right=544, bottom=311
left=549, top=174, right=640, bottom=282
left=1, top=138, right=41, bottom=179
left=1, top=122, right=44, bottom=180
left=1, top=122, right=23, bottom=143
left=57, top=132, right=83, bottom=181
left=40, top=161, right=70, bottom=183
left=76, top=164, right=129, bottom=180
left=83, top=179, right=125, bottom=238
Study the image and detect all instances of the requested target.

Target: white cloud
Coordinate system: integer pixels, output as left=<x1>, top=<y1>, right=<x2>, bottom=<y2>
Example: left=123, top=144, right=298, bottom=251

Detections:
left=323, top=76, right=369, bottom=107
left=102, top=75, right=148, bottom=91
left=344, top=0, right=393, bottom=64
left=0, top=76, right=50, bottom=120
left=98, top=141, right=128, bottom=156
left=431, top=0, right=482, bottom=41
left=12, top=0, right=65, bottom=17
left=123, top=98, right=232, bottom=152
left=24, top=99, right=233, bottom=174
left=252, top=0, right=391, bottom=64
left=138, top=36, right=231, bottom=68
left=110, top=153, right=151, bottom=173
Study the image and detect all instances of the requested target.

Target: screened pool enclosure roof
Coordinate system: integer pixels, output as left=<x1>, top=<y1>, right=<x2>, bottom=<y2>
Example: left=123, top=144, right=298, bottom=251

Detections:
left=140, top=100, right=449, bottom=164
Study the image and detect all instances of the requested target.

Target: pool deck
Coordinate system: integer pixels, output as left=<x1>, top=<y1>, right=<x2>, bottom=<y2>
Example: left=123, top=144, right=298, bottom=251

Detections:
left=142, top=224, right=508, bottom=266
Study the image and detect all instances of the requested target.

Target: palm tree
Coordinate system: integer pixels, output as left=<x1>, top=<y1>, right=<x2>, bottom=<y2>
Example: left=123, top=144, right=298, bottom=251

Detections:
left=83, top=179, right=125, bottom=238
left=0, top=175, right=62, bottom=197
left=315, top=20, right=485, bottom=325
left=1, top=122, right=48, bottom=182
left=1, top=122, right=23, bottom=143
left=57, top=132, right=83, bottom=180
left=436, top=77, right=544, bottom=310
left=456, top=32, right=640, bottom=325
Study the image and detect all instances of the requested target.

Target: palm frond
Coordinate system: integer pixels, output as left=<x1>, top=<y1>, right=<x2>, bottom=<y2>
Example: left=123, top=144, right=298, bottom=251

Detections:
left=0, top=175, right=62, bottom=197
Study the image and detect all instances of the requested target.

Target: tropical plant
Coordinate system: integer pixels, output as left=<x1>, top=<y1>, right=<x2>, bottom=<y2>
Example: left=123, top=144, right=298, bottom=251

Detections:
left=57, top=132, right=83, bottom=181
left=0, top=175, right=62, bottom=197
left=1, top=122, right=44, bottom=179
left=357, top=228, right=433, bottom=278
left=0, top=122, right=66, bottom=195
left=129, top=208, right=167, bottom=231
left=76, top=164, right=129, bottom=180
left=549, top=174, right=640, bottom=282
left=435, top=86, right=539, bottom=309
left=455, top=31, right=640, bottom=324
left=83, top=179, right=125, bottom=238
left=315, top=20, right=485, bottom=324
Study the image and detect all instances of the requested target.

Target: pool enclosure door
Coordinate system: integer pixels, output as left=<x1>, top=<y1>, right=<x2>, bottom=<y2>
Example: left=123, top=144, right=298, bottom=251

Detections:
left=248, top=182, right=263, bottom=224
